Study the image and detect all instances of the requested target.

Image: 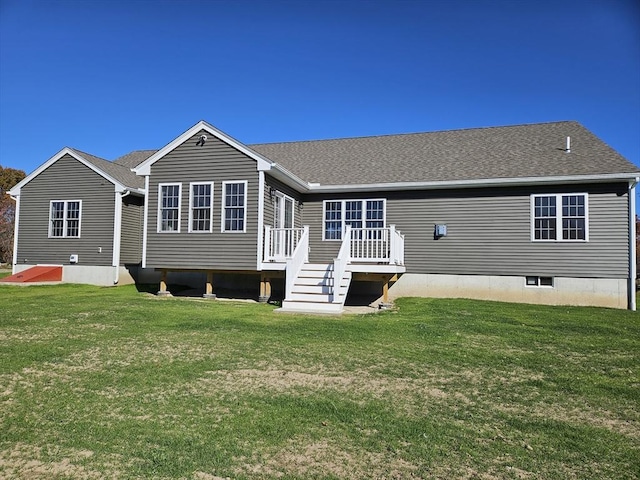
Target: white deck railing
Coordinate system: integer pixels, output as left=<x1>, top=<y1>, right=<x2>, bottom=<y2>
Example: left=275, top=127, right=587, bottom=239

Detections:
left=285, top=226, right=309, bottom=300
left=348, top=226, right=405, bottom=265
left=265, top=225, right=405, bottom=266
left=264, top=227, right=305, bottom=262
left=332, top=226, right=352, bottom=301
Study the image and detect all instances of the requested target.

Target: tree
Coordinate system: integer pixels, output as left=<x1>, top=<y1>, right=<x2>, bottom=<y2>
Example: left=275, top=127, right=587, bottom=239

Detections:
left=0, top=166, right=26, bottom=264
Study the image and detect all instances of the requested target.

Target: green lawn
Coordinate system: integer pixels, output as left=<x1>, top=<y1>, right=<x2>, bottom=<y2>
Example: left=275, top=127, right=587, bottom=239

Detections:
left=0, top=284, right=638, bottom=479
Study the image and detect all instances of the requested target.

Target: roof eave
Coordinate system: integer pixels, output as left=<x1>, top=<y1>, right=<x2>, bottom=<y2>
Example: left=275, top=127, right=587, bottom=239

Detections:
left=8, top=147, right=134, bottom=196
left=267, top=163, right=312, bottom=192
left=306, top=173, right=640, bottom=194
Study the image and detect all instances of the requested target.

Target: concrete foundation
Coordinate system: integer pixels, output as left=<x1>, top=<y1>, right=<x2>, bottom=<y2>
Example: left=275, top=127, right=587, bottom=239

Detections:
left=12, top=264, right=154, bottom=287
left=375, top=273, right=629, bottom=309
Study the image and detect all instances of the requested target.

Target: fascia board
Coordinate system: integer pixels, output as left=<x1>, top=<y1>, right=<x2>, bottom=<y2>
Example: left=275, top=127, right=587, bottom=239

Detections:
left=305, top=173, right=640, bottom=194
left=8, top=147, right=126, bottom=195
left=133, top=120, right=273, bottom=176
left=268, top=163, right=311, bottom=192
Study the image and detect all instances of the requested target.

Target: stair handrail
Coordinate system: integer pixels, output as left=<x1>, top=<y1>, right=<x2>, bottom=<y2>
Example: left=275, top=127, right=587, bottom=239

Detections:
left=390, top=225, right=405, bottom=265
left=332, top=225, right=352, bottom=302
left=285, top=225, right=309, bottom=300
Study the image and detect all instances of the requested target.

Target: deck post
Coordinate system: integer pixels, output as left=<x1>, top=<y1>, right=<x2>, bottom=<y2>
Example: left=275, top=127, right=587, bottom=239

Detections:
left=382, top=277, right=389, bottom=302
left=259, top=273, right=271, bottom=303
left=379, top=274, right=396, bottom=310
left=203, top=271, right=216, bottom=299
left=157, top=269, right=172, bottom=297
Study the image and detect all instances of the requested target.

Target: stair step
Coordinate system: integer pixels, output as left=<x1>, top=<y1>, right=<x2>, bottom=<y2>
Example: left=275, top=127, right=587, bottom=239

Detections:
left=295, top=277, right=332, bottom=286
left=292, top=284, right=332, bottom=295
left=288, top=292, right=339, bottom=303
left=302, top=263, right=333, bottom=271
left=297, top=270, right=331, bottom=279
left=284, top=262, right=351, bottom=313
left=279, top=300, right=344, bottom=314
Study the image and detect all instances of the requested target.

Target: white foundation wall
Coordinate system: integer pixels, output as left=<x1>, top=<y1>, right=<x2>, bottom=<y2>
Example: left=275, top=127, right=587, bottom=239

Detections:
left=13, top=264, right=138, bottom=286
left=382, top=273, right=629, bottom=309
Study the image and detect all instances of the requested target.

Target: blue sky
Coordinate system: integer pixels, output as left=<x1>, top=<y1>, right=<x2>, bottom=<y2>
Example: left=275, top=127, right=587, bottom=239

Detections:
left=1, top=0, right=638, bottom=176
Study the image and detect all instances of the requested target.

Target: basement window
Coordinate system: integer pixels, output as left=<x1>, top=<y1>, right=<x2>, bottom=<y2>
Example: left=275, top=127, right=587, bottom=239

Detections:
left=526, top=276, right=554, bottom=287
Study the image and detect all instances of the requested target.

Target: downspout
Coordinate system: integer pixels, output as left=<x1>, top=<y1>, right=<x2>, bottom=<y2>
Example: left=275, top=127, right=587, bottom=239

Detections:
left=113, top=190, right=130, bottom=284
left=629, top=178, right=638, bottom=311
left=10, top=194, right=19, bottom=274
left=141, top=175, right=150, bottom=268
left=257, top=171, right=265, bottom=270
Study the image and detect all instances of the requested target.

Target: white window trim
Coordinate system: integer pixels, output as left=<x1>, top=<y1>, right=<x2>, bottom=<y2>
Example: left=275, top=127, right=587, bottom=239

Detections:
left=48, top=200, right=82, bottom=238
left=274, top=191, right=295, bottom=229
left=530, top=193, right=589, bottom=242
left=188, top=181, right=214, bottom=233
left=525, top=276, right=555, bottom=288
left=322, top=198, right=386, bottom=241
left=157, top=183, right=182, bottom=233
left=221, top=180, right=248, bottom=233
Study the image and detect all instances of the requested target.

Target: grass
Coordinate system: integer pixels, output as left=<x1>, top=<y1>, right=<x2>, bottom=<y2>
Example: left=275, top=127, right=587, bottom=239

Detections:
left=0, top=284, right=638, bottom=479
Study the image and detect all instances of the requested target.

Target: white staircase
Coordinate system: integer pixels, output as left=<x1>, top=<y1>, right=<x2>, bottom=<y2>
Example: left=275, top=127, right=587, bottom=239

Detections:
left=280, top=263, right=352, bottom=314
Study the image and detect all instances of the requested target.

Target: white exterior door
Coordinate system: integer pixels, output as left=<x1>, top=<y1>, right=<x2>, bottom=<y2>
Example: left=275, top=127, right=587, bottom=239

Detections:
left=274, top=193, right=294, bottom=260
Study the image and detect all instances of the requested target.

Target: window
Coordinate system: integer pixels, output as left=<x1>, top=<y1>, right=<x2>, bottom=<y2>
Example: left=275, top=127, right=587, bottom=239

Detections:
left=158, top=183, right=181, bottom=232
left=323, top=199, right=386, bottom=240
left=526, top=276, right=554, bottom=287
left=324, top=201, right=342, bottom=240
left=222, top=181, right=247, bottom=232
left=189, top=182, right=213, bottom=232
left=49, top=200, right=81, bottom=238
left=532, top=193, right=588, bottom=241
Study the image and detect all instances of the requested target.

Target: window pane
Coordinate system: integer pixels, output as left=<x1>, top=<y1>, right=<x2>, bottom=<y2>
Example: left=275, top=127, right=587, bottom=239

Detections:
left=540, top=277, right=554, bottom=286
left=50, top=202, right=65, bottom=237
left=345, top=201, right=362, bottom=229
left=191, top=184, right=212, bottom=231
left=50, top=201, right=80, bottom=237
left=561, top=195, right=586, bottom=240
left=160, top=185, right=180, bottom=231
left=224, top=183, right=245, bottom=231
left=533, top=196, right=557, bottom=240
left=365, top=200, right=384, bottom=229
left=534, top=218, right=556, bottom=240
left=324, top=201, right=342, bottom=240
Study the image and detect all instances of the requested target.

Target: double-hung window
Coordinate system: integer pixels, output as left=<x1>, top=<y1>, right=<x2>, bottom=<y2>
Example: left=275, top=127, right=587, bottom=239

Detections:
left=323, top=199, right=386, bottom=240
left=189, top=182, right=213, bottom=232
left=49, top=200, right=81, bottom=238
left=222, top=181, right=247, bottom=232
left=532, top=193, right=588, bottom=241
left=158, top=183, right=181, bottom=232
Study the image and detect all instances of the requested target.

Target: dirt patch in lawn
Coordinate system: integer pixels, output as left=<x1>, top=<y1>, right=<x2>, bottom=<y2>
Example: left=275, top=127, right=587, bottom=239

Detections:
left=0, top=443, right=122, bottom=480
left=234, top=436, right=419, bottom=479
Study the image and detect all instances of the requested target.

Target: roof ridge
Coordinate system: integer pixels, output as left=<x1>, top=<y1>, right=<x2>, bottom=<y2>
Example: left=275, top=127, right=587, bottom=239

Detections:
left=68, top=147, right=109, bottom=162
left=249, top=120, right=580, bottom=147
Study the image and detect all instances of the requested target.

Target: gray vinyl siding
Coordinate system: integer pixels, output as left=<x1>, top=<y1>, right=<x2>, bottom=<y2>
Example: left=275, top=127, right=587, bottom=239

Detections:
left=145, top=130, right=260, bottom=270
left=303, top=183, right=629, bottom=278
left=120, top=194, right=143, bottom=265
left=264, top=175, right=303, bottom=229
left=16, top=154, right=115, bottom=266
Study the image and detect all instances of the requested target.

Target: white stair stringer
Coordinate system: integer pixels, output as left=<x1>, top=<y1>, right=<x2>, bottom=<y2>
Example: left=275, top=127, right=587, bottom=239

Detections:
left=280, top=263, right=352, bottom=314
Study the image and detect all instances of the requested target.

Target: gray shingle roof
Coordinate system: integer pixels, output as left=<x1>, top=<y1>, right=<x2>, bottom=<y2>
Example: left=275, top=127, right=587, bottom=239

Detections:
left=250, top=121, right=639, bottom=185
left=70, top=148, right=144, bottom=190
left=113, top=150, right=158, bottom=169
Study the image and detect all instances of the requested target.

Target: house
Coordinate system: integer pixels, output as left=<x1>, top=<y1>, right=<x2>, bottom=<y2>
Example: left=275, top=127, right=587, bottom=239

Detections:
left=7, top=120, right=639, bottom=312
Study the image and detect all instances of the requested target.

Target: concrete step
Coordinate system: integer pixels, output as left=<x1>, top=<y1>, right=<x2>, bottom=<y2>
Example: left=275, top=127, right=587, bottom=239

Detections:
left=279, top=300, right=344, bottom=314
